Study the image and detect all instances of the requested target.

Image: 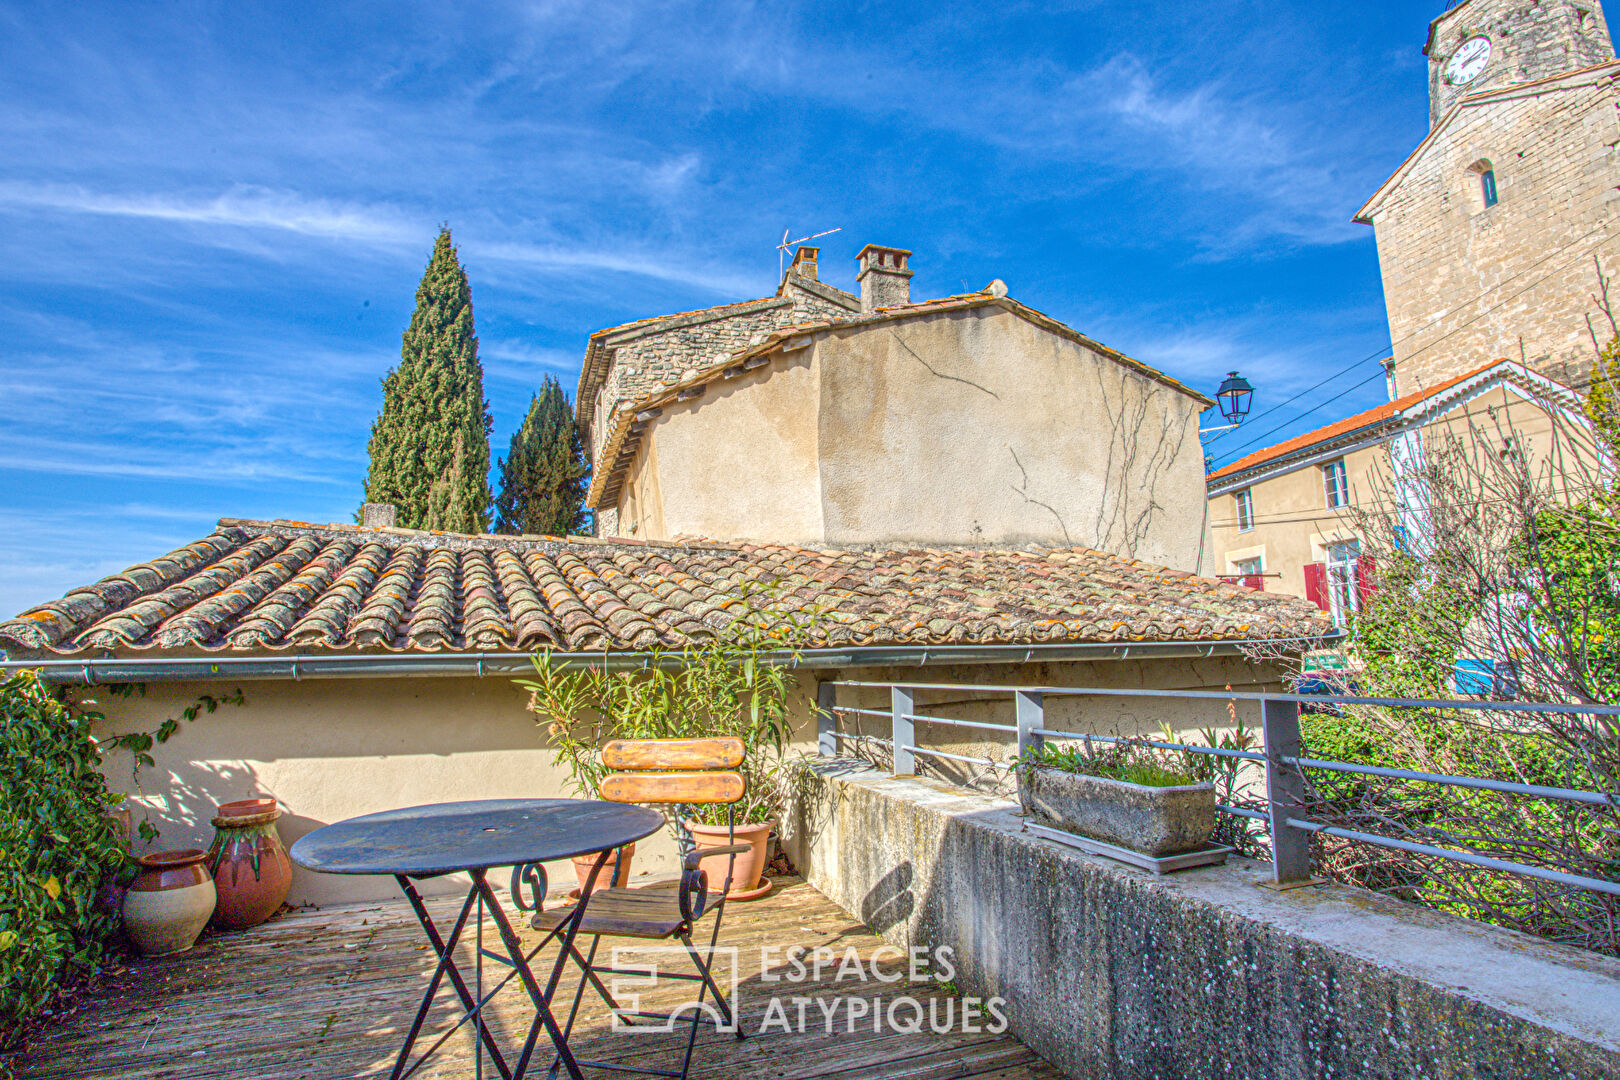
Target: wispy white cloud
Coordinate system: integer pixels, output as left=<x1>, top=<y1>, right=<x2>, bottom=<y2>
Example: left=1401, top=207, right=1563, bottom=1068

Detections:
left=0, top=181, right=421, bottom=244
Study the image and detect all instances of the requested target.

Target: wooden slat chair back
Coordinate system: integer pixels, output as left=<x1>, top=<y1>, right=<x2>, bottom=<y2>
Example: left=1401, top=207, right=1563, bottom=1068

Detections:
left=597, top=736, right=745, bottom=807
left=531, top=736, right=753, bottom=1080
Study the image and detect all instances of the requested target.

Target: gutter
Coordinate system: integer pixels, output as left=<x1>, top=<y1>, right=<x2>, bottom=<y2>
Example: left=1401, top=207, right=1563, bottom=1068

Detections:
left=0, top=637, right=1340, bottom=686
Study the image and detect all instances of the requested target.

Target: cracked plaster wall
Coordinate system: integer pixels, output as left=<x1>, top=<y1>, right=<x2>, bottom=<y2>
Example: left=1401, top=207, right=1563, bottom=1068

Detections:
left=616, top=306, right=1208, bottom=570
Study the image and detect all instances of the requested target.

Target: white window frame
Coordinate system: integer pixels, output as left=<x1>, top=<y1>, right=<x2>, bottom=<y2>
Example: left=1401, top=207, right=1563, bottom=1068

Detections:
left=1234, top=489, right=1254, bottom=532
left=1326, top=539, right=1362, bottom=625
left=1323, top=459, right=1349, bottom=509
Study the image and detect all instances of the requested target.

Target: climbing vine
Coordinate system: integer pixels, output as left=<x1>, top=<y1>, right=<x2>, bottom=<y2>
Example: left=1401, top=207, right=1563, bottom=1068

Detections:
left=96, top=685, right=247, bottom=843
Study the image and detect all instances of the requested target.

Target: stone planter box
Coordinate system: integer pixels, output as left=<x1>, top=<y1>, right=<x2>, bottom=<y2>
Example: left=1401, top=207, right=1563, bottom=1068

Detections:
left=1016, top=764, right=1215, bottom=856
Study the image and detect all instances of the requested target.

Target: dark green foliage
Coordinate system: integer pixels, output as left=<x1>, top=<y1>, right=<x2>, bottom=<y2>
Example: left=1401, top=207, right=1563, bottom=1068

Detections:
left=494, top=376, right=590, bottom=537
left=363, top=228, right=493, bottom=532
left=0, top=673, right=126, bottom=1048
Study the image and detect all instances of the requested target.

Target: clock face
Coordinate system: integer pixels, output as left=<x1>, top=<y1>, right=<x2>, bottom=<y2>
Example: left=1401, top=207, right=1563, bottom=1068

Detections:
left=1446, top=36, right=1492, bottom=86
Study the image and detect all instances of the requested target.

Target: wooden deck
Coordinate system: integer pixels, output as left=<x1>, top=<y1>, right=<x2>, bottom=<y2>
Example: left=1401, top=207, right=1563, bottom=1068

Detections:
left=13, top=877, right=1054, bottom=1080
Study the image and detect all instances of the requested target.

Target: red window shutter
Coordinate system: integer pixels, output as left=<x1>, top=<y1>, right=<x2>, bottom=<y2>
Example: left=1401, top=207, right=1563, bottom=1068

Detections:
left=1303, top=562, right=1329, bottom=611
left=1356, top=554, right=1377, bottom=608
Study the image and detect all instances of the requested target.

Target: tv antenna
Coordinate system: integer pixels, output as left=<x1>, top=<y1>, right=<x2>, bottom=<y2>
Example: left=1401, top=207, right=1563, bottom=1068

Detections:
left=778, top=227, right=842, bottom=278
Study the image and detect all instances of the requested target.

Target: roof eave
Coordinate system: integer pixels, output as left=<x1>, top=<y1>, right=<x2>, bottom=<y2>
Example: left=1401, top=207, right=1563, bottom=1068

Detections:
left=1, top=635, right=1341, bottom=685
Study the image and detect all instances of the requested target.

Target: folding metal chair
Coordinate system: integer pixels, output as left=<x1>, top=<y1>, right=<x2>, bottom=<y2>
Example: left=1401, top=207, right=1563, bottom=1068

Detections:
left=531, top=736, right=751, bottom=1079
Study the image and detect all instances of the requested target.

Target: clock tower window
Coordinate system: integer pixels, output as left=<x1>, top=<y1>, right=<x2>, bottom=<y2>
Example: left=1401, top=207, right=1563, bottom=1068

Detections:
left=1470, top=159, right=1500, bottom=209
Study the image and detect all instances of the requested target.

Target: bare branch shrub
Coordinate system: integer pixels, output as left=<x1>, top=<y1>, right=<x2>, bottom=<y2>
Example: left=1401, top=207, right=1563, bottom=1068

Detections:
left=1297, top=370, right=1620, bottom=954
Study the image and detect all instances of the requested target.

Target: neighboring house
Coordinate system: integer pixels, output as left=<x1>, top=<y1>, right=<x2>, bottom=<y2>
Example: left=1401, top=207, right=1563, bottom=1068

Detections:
left=0, top=517, right=1327, bottom=904
left=1356, top=0, right=1619, bottom=392
left=1205, top=359, right=1589, bottom=624
left=580, top=244, right=1215, bottom=572
left=578, top=245, right=861, bottom=540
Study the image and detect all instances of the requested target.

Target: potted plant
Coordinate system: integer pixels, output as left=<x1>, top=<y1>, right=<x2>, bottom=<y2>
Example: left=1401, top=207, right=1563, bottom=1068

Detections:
left=522, top=613, right=800, bottom=899
left=1015, top=738, right=1215, bottom=857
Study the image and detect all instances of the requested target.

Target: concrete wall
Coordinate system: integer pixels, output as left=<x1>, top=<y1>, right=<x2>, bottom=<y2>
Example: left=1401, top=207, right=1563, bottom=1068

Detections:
left=615, top=305, right=1211, bottom=572
left=1365, top=71, right=1620, bottom=390
left=86, top=672, right=819, bottom=908
left=800, top=764, right=1620, bottom=1080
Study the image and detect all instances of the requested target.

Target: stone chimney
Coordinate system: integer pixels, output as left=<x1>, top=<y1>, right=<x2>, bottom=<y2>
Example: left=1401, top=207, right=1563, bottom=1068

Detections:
left=789, top=245, right=819, bottom=282
left=856, top=245, right=913, bottom=313
left=362, top=502, right=397, bottom=528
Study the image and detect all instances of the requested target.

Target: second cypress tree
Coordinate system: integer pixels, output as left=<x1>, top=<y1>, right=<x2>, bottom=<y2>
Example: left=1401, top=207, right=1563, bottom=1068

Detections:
left=494, top=376, right=590, bottom=536
left=362, top=228, right=493, bottom=532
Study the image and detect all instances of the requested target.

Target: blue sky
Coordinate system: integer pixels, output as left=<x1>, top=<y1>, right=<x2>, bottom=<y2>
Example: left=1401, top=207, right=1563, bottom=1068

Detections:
left=0, top=0, right=1439, bottom=616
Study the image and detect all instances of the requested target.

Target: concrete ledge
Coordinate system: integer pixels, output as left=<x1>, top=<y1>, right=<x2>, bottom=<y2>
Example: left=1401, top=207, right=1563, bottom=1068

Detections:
left=801, top=761, right=1620, bottom=1080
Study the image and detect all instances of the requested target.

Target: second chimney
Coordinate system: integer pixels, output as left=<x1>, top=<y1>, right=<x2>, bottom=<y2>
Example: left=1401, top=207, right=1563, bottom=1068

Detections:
left=362, top=502, right=398, bottom=528
left=790, top=245, right=819, bottom=282
left=856, top=245, right=913, bottom=312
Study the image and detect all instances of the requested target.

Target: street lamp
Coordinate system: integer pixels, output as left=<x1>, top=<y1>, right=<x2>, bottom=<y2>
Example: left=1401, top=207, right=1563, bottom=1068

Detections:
left=1216, top=371, right=1254, bottom=426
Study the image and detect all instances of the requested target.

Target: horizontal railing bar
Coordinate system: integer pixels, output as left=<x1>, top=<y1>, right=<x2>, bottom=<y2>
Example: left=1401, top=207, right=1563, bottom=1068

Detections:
left=833, top=706, right=892, bottom=719
left=904, top=712, right=1018, bottom=733
left=1286, top=755, right=1614, bottom=806
left=1217, top=803, right=1269, bottom=821
left=829, top=681, right=1620, bottom=717
left=1284, top=818, right=1620, bottom=897
left=831, top=732, right=893, bottom=746
left=904, top=745, right=1013, bottom=770
left=1030, top=728, right=1266, bottom=762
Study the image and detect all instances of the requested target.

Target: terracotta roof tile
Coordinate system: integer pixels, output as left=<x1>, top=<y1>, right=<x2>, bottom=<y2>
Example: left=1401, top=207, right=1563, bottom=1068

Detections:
left=0, top=518, right=1329, bottom=656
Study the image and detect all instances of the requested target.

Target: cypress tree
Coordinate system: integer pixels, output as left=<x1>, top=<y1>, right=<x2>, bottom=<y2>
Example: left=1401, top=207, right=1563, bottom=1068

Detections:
left=363, top=228, right=493, bottom=532
left=494, top=376, right=591, bottom=536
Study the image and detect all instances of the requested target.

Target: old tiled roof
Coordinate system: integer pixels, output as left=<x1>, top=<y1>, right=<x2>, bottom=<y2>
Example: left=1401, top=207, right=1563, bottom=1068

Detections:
left=0, top=518, right=1328, bottom=657
left=1205, top=358, right=1581, bottom=486
left=586, top=287, right=1215, bottom=509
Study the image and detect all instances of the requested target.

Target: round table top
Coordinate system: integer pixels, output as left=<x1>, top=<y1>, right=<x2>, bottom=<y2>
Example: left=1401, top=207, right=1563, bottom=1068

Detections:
left=288, top=798, right=664, bottom=876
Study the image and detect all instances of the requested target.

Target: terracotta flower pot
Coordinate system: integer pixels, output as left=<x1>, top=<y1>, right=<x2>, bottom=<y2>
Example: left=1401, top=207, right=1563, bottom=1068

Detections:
left=686, top=820, right=773, bottom=899
left=123, top=849, right=216, bottom=956
left=572, top=842, right=635, bottom=895
left=207, top=798, right=293, bottom=931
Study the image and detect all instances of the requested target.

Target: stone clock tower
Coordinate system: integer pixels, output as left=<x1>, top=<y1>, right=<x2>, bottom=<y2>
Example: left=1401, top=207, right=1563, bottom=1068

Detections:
left=1427, top=0, right=1613, bottom=126
left=1356, top=0, right=1620, bottom=393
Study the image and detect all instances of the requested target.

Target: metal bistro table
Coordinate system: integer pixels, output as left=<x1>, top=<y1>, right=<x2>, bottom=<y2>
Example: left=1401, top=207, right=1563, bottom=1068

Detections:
left=290, top=798, right=664, bottom=1080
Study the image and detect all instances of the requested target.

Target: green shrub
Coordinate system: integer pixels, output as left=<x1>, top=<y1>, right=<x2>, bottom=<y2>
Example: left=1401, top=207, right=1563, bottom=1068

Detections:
left=0, top=672, right=127, bottom=1048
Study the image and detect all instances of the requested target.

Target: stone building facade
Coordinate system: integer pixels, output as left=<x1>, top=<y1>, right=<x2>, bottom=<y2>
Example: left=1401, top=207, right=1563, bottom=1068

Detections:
left=1356, top=0, right=1620, bottom=393
left=575, top=247, right=860, bottom=534
left=1426, top=0, right=1613, bottom=125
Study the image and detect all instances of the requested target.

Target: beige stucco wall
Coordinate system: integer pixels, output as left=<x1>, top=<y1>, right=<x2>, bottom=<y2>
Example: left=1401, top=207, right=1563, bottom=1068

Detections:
left=619, top=351, right=823, bottom=543
left=1207, top=386, right=1582, bottom=603
left=615, top=306, right=1211, bottom=571
left=1364, top=73, right=1620, bottom=391
left=87, top=673, right=819, bottom=907
left=83, top=650, right=1283, bottom=910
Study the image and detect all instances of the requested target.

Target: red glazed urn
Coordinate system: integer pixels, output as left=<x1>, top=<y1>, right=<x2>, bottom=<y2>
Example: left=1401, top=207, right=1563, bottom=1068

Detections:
left=207, top=798, right=293, bottom=931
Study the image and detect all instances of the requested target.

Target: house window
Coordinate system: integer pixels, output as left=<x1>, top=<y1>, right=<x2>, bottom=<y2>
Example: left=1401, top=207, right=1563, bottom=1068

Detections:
left=1230, top=556, right=1264, bottom=591
left=1323, top=459, right=1349, bottom=509
left=1481, top=168, right=1499, bottom=208
left=1234, top=489, right=1254, bottom=532
left=1326, top=540, right=1362, bottom=625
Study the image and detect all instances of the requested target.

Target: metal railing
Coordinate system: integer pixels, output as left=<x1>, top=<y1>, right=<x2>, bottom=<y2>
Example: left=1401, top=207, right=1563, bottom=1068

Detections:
left=813, top=680, right=1620, bottom=897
